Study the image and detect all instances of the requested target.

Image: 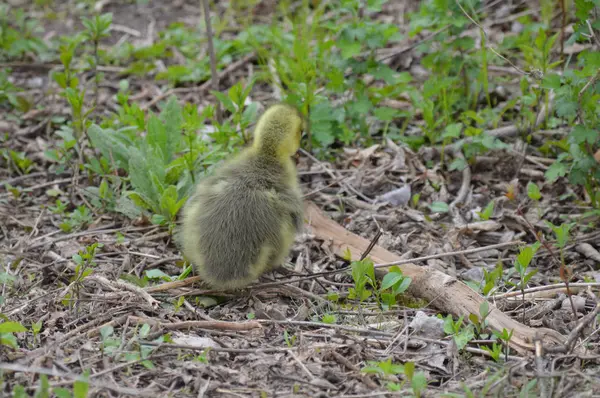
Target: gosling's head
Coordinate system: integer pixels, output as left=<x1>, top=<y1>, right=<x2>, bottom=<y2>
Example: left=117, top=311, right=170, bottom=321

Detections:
left=252, top=103, right=304, bottom=159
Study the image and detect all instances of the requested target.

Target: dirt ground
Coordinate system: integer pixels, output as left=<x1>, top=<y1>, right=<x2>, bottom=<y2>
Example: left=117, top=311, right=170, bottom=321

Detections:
left=1, top=0, right=600, bottom=397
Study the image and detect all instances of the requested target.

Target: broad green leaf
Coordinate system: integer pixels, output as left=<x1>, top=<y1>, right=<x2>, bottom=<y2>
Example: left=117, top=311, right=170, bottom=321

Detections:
left=73, top=374, right=89, bottom=398
left=527, top=182, right=542, bottom=200
left=429, top=202, right=449, bottom=213
left=381, top=271, right=404, bottom=290
left=541, top=73, right=561, bottom=90
left=160, top=96, right=183, bottom=161
left=0, top=321, right=27, bottom=333
left=87, top=125, right=135, bottom=170
left=393, top=277, right=412, bottom=294
left=545, top=160, right=568, bottom=182
left=145, top=269, right=171, bottom=280
left=570, top=125, right=599, bottom=145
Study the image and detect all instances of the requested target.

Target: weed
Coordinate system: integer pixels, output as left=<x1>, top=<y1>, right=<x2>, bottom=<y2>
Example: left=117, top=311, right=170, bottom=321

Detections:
left=63, top=243, right=102, bottom=311
left=509, top=242, right=541, bottom=323
left=348, top=258, right=376, bottom=303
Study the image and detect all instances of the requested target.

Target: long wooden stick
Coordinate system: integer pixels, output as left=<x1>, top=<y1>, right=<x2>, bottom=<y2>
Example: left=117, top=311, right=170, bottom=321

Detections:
left=304, top=202, right=564, bottom=354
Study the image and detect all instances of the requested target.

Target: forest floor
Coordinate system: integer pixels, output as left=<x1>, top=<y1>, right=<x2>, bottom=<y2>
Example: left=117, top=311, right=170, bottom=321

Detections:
left=1, top=0, right=600, bottom=397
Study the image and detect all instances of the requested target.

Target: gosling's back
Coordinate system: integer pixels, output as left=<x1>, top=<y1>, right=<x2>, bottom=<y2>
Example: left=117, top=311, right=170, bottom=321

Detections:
left=181, top=153, right=301, bottom=289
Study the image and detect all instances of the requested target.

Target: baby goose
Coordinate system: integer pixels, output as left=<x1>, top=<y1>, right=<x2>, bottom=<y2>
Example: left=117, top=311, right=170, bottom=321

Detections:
left=180, top=103, right=304, bottom=290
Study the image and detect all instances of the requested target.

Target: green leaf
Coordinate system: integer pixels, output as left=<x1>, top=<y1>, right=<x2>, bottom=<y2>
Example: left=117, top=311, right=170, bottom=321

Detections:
left=211, top=91, right=237, bottom=114
left=139, top=323, right=151, bottom=338
left=404, top=361, right=414, bottom=379
left=128, top=148, right=161, bottom=210
left=527, top=182, right=542, bottom=200
left=35, top=374, right=50, bottom=398
left=545, top=160, right=568, bottom=182
left=145, top=269, right=171, bottom=280
left=11, top=385, right=26, bottom=398
left=570, top=125, right=599, bottom=145
left=53, top=388, right=72, bottom=398
left=0, top=332, right=18, bottom=348
left=73, top=373, right=89, bottom=398
left=411, top=371, right=428, bottom=395
left=394, top=277, right=412, bottom=294
left=453, top=325, right=475, bottom=350
left=373, top=107, right=398, bottom=122
left=555, top=98, right=578, bottom=118
left=100, top=325, right=114, bottom=340
left=477, top=200, right=494, bottom=220
left=541, top=73, right=561, bottom=90
left=442, top=123, right=463, bottom=139
left=449, top=156, right=467, bottom=171
left=0, top=321, right=27, bottom=333
left=159, top=185, right=185, bottom=219
left=146, top=115, right=167, bottom=157
left=429, top=202, right=449, bottom=213
left=159, top=96, right=183, bottom=161
left=321, top=314, right=337, bottom=324
left=381, top=271, right=404, bottom=290
left=515, top=242, right=541, bottom=269
left=87, top=125, right=135, bottom=171
left=339, top=38, right=362, bottom=59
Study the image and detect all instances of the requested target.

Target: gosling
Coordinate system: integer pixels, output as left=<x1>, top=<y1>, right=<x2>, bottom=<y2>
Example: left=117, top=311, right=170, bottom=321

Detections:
left=180, top=103, right=304, bottom=290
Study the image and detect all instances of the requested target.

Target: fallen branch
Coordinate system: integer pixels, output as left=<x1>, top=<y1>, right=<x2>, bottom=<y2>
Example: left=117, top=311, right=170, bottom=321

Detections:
left=492, top=282, right=600, bottom=300
left=304, top=202, right=565, bottom=354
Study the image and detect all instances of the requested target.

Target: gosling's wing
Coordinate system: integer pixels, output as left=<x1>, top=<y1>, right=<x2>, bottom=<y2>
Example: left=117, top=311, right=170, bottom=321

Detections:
left=191, top=181, right=284, bottom=282
left=273, top=186, right=304, bottom=232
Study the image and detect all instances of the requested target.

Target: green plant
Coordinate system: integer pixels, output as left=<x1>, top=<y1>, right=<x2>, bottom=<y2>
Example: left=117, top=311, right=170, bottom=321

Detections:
left=527, top=182, right=542, bottom=201
left=379, top=266, right=412, bottom=310
left=81, top=13, right=112, bottom=107
left=348, top=258, right=376, bottom=303
left=98, top=323, right=158, bottom=369
left=321, top=313, right=337, bottom=324
left=63, top=243, right=102, bottom=310
left=211, top=79, right=258, bottom=144
left=468, top=301, right=491, bottom=337
left=481, top=263, right=503, bottom=296
left=44, top=125, right=78, bottom=174
left=492, top=328, right=514, bottom=361
left=2, top=150, right=34, bottom=174
left=0, top=6, right=49, bottom=61
left=442, top=314, right=475, bottom=351
left=99, top=325, right=120, bottom=357
left=509, top=242, right=541, bottom=322
left=0, top=320, right=27, bottom=349
left=49, top=199, right=68, bottom=215
left=194, top=349, right=210, bottom=364
left=0, top=69, right=29, bottom=111
left=283, top=330, right=296, bottom=347
left=58, top=205, right=93, bottom=232
left=248, top=0, right=412, bottom=154
left=88, top=97, right=198, bottom=228
left=481, top=342, right=503, bottom=362
left=362, top=357, right=404, bottom=376
left=476, top=199, right=495, bottom=221
left=540, top=5, right=600, bottom=207
left=404, top=362, right=427, bottom=398
left=362, top=358, right=427, bottom=394
left=31, top=319, right=42, bottom=346
left=73, top=371, right=90, bottom=398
